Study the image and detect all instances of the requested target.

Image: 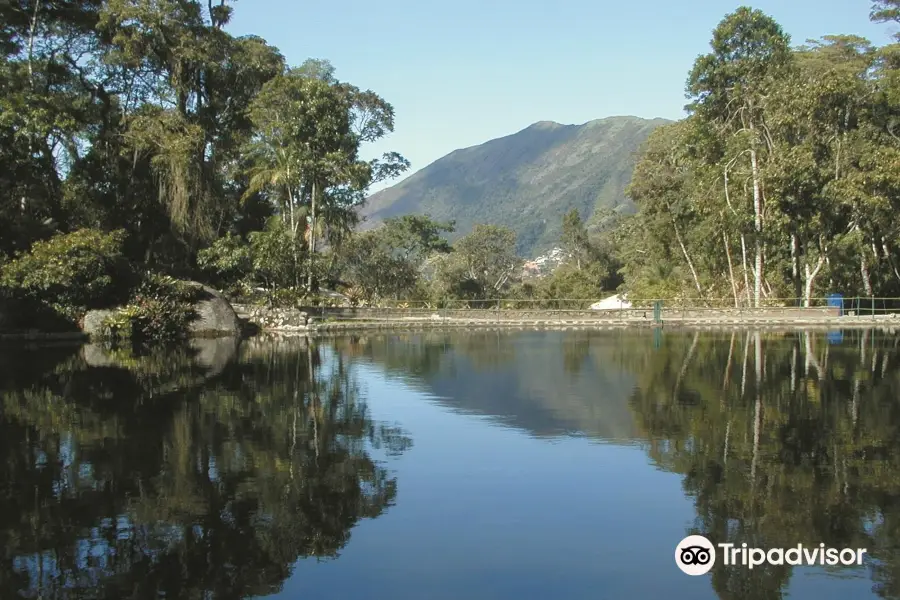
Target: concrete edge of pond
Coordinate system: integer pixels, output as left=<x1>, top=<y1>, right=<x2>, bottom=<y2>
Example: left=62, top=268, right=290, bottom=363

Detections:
left=3, top=313, right=898, bottom=342
left=251, top=315, right=900, bottom=338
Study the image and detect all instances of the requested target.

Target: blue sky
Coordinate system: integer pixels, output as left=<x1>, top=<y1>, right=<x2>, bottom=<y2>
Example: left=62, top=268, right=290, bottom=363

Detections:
left=228, top=1, right=895, bottom=193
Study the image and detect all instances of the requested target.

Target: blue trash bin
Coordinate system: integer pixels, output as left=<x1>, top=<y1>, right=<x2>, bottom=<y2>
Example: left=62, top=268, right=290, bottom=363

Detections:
left=827, top=293, right=843, bottom=316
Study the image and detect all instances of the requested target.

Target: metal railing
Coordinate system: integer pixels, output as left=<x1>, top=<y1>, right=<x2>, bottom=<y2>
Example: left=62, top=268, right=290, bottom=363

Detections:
left=269, top=296, right=900, bottom=323
left=305, top=296, right=900, bottom=311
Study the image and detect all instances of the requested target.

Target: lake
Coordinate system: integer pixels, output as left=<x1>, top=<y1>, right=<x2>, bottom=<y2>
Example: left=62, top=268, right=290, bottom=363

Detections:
left=1, top=328, right=898, bottom=599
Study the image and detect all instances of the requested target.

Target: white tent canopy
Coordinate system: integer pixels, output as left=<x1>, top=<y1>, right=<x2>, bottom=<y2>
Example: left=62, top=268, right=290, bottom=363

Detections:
left=590, top=293, right=631, bottom=310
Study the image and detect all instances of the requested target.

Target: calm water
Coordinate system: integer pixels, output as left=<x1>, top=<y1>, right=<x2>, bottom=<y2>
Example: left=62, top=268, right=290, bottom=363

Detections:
left=1, top=329, right=899, bottom=599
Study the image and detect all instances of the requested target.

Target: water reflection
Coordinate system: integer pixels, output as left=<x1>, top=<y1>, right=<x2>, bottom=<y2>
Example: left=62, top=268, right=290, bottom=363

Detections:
left=332, top=330, right=640, bottom=440
left=0, top=337, right=410, bottom=599
left=622, top=329, right=900, bottom=599
left=332, top=328, right=900, bottom=599
left=5, top=328, right=900, bottom=599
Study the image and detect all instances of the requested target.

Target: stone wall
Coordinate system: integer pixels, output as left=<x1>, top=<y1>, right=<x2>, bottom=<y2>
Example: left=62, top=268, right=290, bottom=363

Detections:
left=236, top=305, right=311, bottom=331
left=232, top=304, right=845, bottom=332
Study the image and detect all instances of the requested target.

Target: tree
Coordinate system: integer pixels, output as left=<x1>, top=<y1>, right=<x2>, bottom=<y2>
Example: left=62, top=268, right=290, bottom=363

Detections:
left=626, top=120, right=706, bottom=299
left=244, top=72, right=353, bottom=289
left=561, top=209, right=590, bottom=270
left=620, top=3, right=900, bottom=306
left=872, top=0, right=900, bottom=40
left=378, top=215, right=455, bottom=262
left=440, top=224, right=521, bottom=302
left=335, top=231, right=420, bottom=304
left=686, top=7, right=793, bottom=307
left=244, top=65, right=408, bottom=294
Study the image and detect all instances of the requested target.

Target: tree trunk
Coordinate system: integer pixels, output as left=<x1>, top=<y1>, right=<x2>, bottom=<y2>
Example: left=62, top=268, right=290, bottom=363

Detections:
left=803, top=255, right=826, bottom=307
left=749, top=142, right=764, bottom=308
left=23, top=0, right=41, bottom=213
left=724, top=233, right=739, bottom=308
left=287, top=182, right=299, bottom=289
left=741, top=234, right=752, bottom=308
left=861, top=253, right=873, bottom=296
left=882, top=237, right=900, bottom=283
left=791, top=233, right=801, bottom=305
left=307, top=179, right=318, bottom=292
left=673, top=218, right=703, bottom=297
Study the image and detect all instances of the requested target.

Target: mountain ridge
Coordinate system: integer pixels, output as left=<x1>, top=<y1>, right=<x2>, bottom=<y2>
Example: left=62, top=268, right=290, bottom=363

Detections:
left=361, top=115, right=671, bottom=256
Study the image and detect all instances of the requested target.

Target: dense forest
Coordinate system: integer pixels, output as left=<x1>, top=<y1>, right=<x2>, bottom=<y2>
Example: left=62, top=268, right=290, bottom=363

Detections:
left=620, top=1, right=900, bottom=306
left=2, top=1, right=900, bottom=337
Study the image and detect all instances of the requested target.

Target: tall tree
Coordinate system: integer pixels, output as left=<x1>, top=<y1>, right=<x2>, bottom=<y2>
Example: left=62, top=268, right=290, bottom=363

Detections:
left=686, top=7, right=793, bottom=307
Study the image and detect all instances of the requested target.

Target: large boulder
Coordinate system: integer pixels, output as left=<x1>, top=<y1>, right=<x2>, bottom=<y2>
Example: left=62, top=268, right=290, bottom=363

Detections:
left=185, top=282, right=241, bottom=337
left=81, top=281, right=240, bottom=338
left=81, top=309, right=116, bottom=337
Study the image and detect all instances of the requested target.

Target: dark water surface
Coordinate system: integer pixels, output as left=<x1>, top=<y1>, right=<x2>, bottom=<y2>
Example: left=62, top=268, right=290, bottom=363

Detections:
left=1, top=329, right=899, bottom=599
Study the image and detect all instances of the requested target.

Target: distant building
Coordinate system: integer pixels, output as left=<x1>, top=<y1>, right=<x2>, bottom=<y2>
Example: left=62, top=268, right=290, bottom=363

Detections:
left=521, top=246, right=571, bottom=279
left=522, top=261, right=541, bottom=277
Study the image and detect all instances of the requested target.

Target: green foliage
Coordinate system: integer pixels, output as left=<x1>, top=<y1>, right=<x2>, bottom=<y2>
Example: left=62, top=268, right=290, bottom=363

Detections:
left=379, top=215, right=455, bottom=261
left=194, top=219, right=307, bottom=303
left=244, top=66, right=408, bottom=291
left=101, top=274, right=199, bottom=345
left=0, top=229, right=133, bottom=322
left=620, top=5, right=900, bottom=306
left=248, top=219, right=306, bottom=294
left=561, top=209, right=590, bottom=268
left=319, top=214, right=454, bottom=306
left=871, top=0, right=900, bottom=40
left=428, top=224, right=521, bottom=303
left=536, top=263, right=614, bottom=303
left=197, top=233, right=253, bottom=291
left=336, top=231, right=420, bottom=305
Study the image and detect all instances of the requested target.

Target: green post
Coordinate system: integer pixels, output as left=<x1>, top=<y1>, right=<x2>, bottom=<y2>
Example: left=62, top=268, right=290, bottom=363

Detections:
left=653, top=300, right=662, bottom=323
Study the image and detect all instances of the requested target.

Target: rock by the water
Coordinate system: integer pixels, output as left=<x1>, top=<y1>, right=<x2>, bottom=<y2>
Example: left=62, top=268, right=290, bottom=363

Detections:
left=81, top=282, right=240, bottom=338
left=185, top=282, right=241, bottom=337
left=82, top=309, right=116, bottom=337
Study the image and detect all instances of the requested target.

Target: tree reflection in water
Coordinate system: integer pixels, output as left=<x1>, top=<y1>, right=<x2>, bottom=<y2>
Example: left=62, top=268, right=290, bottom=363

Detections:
left=620, top=329, right=900, bottom=600
left=0, top=337, right=410, bottom=599
left=334, top=328, right=900, bottom=599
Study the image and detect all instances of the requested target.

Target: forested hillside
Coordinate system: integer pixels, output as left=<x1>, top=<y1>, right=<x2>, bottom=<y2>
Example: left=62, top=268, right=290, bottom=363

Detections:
left=362, top=116, right=666, bottom=256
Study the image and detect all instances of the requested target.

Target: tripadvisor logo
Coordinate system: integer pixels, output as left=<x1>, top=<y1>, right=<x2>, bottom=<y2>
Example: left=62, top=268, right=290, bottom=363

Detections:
left=675, top=535, right=867, bottom=576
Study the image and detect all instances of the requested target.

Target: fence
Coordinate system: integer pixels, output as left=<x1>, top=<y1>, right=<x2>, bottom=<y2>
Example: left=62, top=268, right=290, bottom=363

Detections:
left=233, top=296, right=900, bottom=326
left=295, top=296, right=900, bottom=314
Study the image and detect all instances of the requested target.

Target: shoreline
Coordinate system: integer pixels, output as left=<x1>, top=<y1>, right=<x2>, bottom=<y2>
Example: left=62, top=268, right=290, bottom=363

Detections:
left=1, top=314, right=898, bottom=343
left=295, top=315, right=900, bottom=336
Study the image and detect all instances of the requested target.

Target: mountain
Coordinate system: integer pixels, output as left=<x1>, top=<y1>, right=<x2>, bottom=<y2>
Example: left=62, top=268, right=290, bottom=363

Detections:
left=361, top=116, right=671, bottom=256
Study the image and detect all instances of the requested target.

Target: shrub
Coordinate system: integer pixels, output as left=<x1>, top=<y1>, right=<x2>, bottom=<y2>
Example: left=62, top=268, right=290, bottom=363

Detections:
left=101, top=274, right=199, bottom=345
left=197, top=234, right=252, bottom=291
left=0, top=228, right=134, bottom=320
left=248, top=222, right=305, bottom=292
